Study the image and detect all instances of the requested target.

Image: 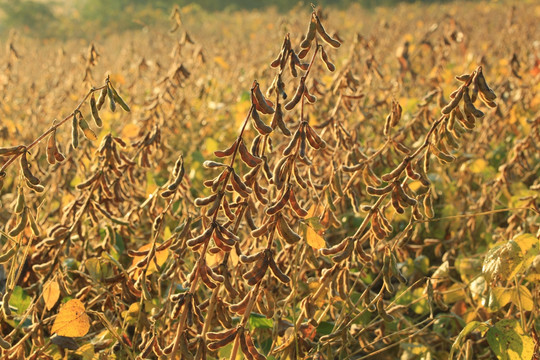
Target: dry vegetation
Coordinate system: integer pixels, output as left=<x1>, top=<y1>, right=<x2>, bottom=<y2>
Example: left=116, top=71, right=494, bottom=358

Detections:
left=0, top=2, right=539, bottom=360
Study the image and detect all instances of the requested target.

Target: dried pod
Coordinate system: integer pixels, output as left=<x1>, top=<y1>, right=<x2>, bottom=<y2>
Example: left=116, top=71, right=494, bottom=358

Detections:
left=253, top=182, right=269, bottom=205
left=78, top=113, right=97, bottom=141
left=320, top=237, right=348, bottom=256
left=300, top=15, right=317, bottom=49
left=28, top=211, right=40, bottom=236
left=243, top=258, right=269, bottom=286
left=0, top=248, right=16, bottom=264
left=441, top=88, right=463, bottom=115
left=332, top=238, right=354, bottom=262
left=405, top=162, right=421, bottom=180
left=363, top=165, right=382, bottom=186
left=288, top=54, right=298, bottom=78
left=394, top=142, right=410, bottom=155
left=194, top=193, right=218, bottom=207
left=270, top=104, right=290, bottom=136
left=2, top=292, right=12, bottom=317
left=394, top=182, right=417, bottom=206
left=376, top=297, right=395, bottom=322
left=315, top=16, right=341, bottom=48
left=251, top=218, right=272, bottom=237
left=423, top=191, right=434, bottom=219
left=46, top=130, right=58, bottom=165
left=90, top=93, right=103, bottom=127
left=20, top=151, right=40, bottom=185
left=240, top=251, right=265, bottom=264
left=292, top=163, right=307, bottom=189
left=431, top=145, right=455, bottom=164
left=391, top=188, right=404, bottom=214
left=96, top=87, right=107, bottom=110
left=251, top=108, right=273, bottom=135
left=228, top=295, right=252, bottom=318
left=320, top=46, right=336, bottom=72
left=475, top=67, right=496, bottom=101
left=276, top=216, right=301, bottom=244
left=207, top=327, right=238, bottom=341
left=207, top=329, right=237, bottom=351
left=288, top=189, right=308, bottom=217
left=371, top=214, right=388, bottom=240
left=231, top=170, right=252, bottom=197
left=268, top=257, right=291, bottom=283
left=107, top=83, right=116, bottom=112
left=305, top=124, right=326, bottom=149
left=381, top=160, right=408, bottom=182
left=455, top=73, right=470, bottom=82
left=109, top=82, right=130, bottom=112
left=222, top=197, right=235, bottom=221
left=186, top=226, right=214, bottom=248
left=14, top=186, right=25, bottom=213
left=284, top=77, right=306, bottom=111
left=478, top=91, right=497, bottom=108
left=304, top=86, right=317, bottom=103
left=298, top=45, right=311, bottom=59
left=239, top=141, right=262, bottom=167
left=253, top=83, right=275, bottom=114
left=377, top=211, right=393, bottom=233
left=215, top=141, right=237, bottom=158
left=199, top=263, right=217, bottom=289
left=71, top=113, right=79, bottom=149
left=366, top=184, right=393, bottom=196
left=283, top=129, right=301, bottom=157
left=9, top=207, right=28, bottom=237
left=463, top=88, right=485, bottom=118
left=266, top=187, right=291, bottom=216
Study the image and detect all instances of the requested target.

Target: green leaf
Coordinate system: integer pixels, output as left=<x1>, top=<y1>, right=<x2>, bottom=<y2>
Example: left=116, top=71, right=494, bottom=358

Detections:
left=303, top=217, right=324, bottom=231
left=449, top=321, right=489, bottom=359
left=413, top=255, right=430, bottom=275
left=486, top=319, right=535, bottom=360
left=455, top=257, right=482, bottom=282
left=316, top=321, right=335, bottom=336
left=85, top=257, right=113, bottom=281
left=10, top=286, right=31, bottom=315
left=249, top=313, right=273, bottom=329
left=74, top=343, right=95, bottom=360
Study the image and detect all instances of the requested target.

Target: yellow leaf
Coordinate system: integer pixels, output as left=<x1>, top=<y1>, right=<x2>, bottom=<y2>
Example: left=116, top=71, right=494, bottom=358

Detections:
left=121, top=123, right=140, bottom=138
left=306, top=204, right=325, bottom=219
left=513, top=233, right=539, bottom=256
left=206, top=251, right=224, bottom=268
left=513, top=285, right=533, bottom=312
left=306, top=226, right=325, bottom=250
left=487, top=287, right=513, bottom=312
left=213, top=56, right=229, bottom=70
left=130, top=243, right=170, bottom=279
left=51, top=299, right=90, bottom=337
left=469, top=159, right=487, bottom=174
left=43, top=279, right=60, bottom=311
left=442, top=283, right=467, bottom=304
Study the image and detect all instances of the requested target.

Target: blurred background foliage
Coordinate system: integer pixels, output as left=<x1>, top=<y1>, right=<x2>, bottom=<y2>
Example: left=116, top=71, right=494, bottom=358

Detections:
left=0, top=0, right=478, bottom=39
